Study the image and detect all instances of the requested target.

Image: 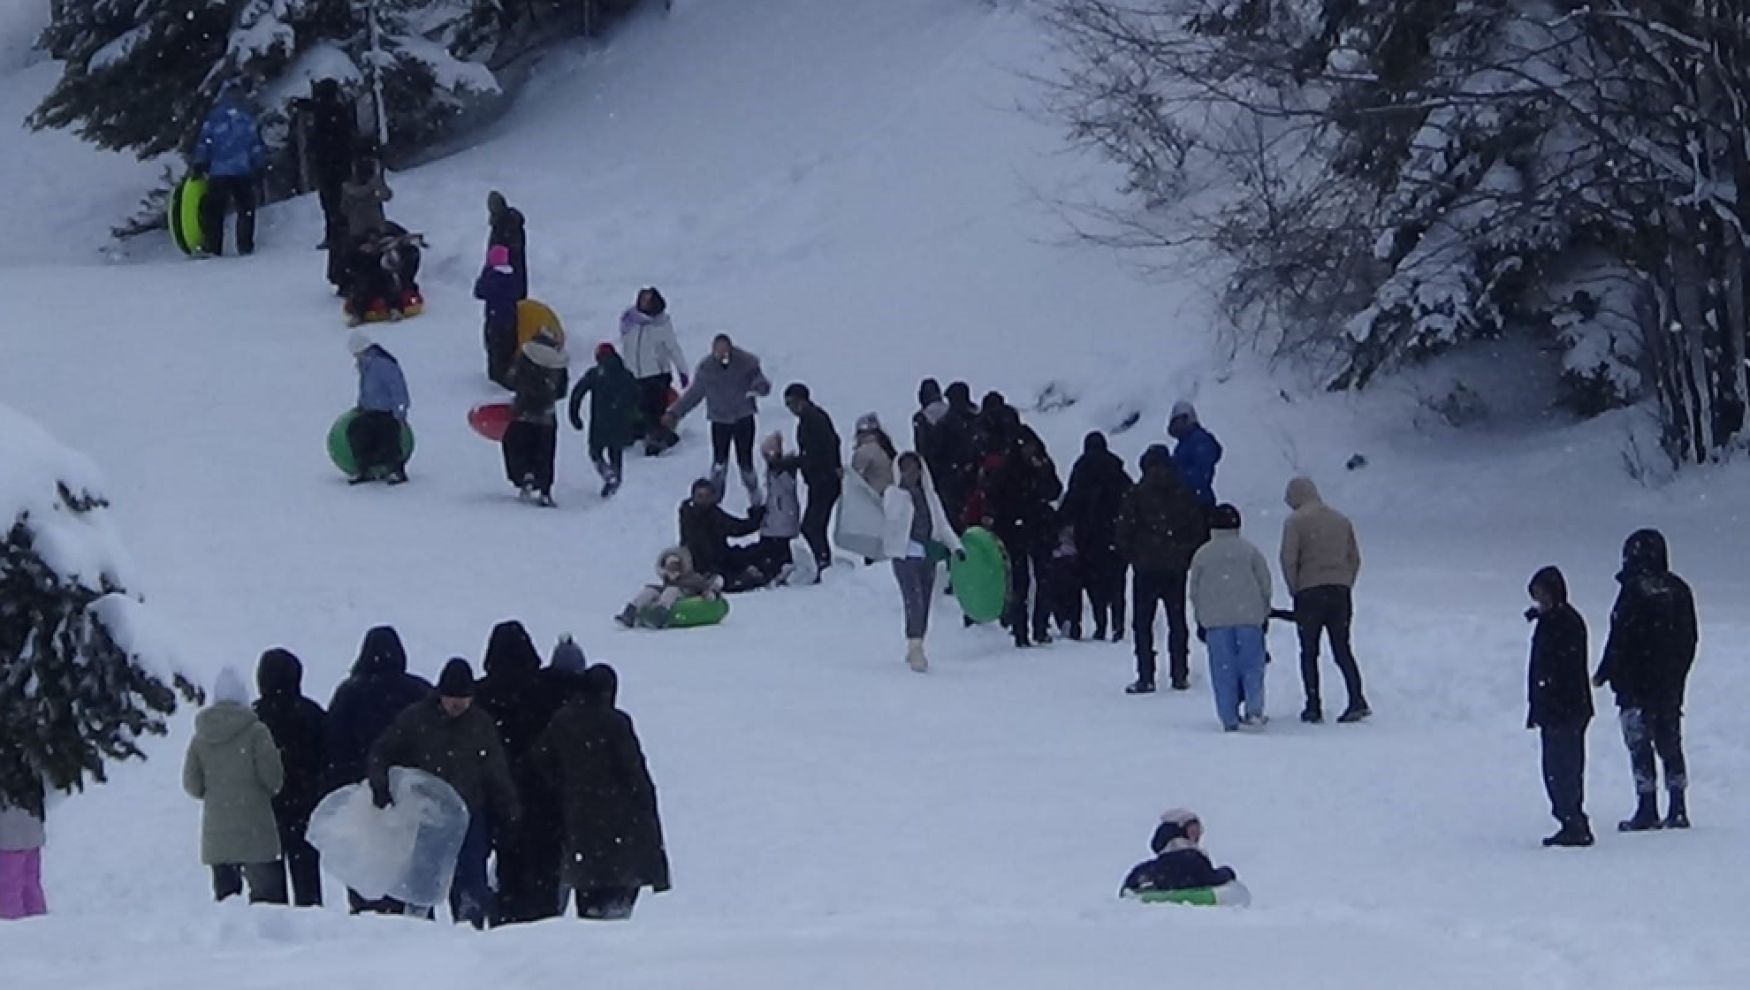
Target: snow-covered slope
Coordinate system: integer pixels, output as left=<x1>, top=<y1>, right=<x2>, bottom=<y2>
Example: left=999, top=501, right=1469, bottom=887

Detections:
left=2, top=1, right=1749, bottom=987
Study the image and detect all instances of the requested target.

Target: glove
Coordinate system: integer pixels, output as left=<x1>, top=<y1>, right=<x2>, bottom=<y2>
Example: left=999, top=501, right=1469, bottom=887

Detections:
left=1523, top=607, right=1540, bottom=622
left=1526, top=717, right=1537, bottom=731
left=372, top=784, right=393, bottom=809
left=1592, top=673, right=1607, bottom=688
left=569, top=413, right=584, bottom=432
left=953, top=549, right=967, bottom=563
left=680, top=374, right=690, bottom=388
left=1195, top=626, right=1207, bottom=644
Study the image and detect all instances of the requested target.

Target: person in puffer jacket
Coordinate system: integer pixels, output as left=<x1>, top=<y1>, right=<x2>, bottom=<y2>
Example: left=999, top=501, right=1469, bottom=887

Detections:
left=1167, top=401, right=1222, bottom=508
left=475, top=245, right=522, bottom=388
left=753, top=433, right=803, bottom=584
left=1525, top=566, right=1593, bottom=848
left=1281, top=476, right=1367, bottom=724
left=346, top=330, right=411, bottom=485
left=619, top=287, right=688, bottom=454
left=1188, top=505, right=1273, bottom=732
left=616, top=547, right=724, bottom=629
left=183, top=667, right=285, bottom=904
left=1120, top=809, right=1238, bottom=897
left=190, top=80, right=265, bottom=256
left=663, top=334, right=772, bottom=508
left=503, top=332, right=570, bottom=506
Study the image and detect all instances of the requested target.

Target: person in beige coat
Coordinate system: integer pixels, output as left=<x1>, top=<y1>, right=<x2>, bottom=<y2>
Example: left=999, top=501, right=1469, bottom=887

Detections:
left=183, top=667, right=286, bottom=904
left=1280, top=477, right=1369, bottom=724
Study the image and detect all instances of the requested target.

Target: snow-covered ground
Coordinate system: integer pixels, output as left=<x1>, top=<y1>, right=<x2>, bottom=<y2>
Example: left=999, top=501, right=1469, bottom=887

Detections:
left=3, top=0, right=1749, bottom=986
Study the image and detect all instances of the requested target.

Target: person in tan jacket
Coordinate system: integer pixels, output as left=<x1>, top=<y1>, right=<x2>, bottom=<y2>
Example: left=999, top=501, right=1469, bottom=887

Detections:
left=1280, top=477, right=1369, bottom=724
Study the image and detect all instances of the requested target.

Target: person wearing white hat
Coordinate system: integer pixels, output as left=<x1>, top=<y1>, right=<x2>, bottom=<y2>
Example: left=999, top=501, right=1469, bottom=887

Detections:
left=347, top=331, right=411, bottom=485
left=503, top=330, right=570, bottom=506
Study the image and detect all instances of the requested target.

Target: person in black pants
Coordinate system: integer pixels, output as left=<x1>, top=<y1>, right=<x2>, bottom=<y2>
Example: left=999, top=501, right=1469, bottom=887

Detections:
left=663, top=334, right=771, bottom=508
left=1060, top=431, right=1134, bottom=641
left=783, top=383, right=843, bottom=572
left=985, top=432, right=1063, bottom=648
left=306, top=79, right=355, bottom=251
left=1115, top=446, right=1207, bottom=692
left=253, top=648, right=328, bottom=905
left=1525, top=566, right=1593, bottom=847
left=1281, top=477, right=1368, bottom=723
left=1593, top=529, right=1698, bottom=832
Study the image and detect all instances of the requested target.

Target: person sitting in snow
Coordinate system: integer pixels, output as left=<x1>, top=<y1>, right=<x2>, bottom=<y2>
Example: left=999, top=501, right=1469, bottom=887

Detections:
left=678, top=478, right=767, bottom=593
left=346, top=330, right=411, bottom=485
left=1120, top=809, right=1238, bottom=898
left=616, top=547, right=724, bottom=629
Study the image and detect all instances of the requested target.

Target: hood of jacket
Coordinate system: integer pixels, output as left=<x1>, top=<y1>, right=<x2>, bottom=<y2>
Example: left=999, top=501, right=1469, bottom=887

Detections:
left=582, top=664, right=619, bottom=709
left=195, top=702, right=261, bottom=747
left=620, top=307, right=670, bottom=336
left=1529, top=566, right=1569, bottom=606
left=353, top=625, right=408, bottom=677
left=1285, top=476, right=1322, bottom=510
left=484, top=620, right=541, bottom=677
left=655, top=545, right=696, bottom=579
left=1620, top=529, right=1669, bottom=579
left=256, top=648, right=304, bottom=701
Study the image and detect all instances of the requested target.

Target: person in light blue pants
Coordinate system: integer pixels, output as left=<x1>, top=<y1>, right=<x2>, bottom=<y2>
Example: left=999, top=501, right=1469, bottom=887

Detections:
left=1188, top=505, right=1274, bottom=731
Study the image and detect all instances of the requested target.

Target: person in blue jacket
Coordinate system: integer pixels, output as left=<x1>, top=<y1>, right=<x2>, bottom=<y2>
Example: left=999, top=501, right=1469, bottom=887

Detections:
left=345, top=330, right=411, bottom=485
left=1168, top=401, right=1223, bottom=508
left=190, top=80, right=267, bottom=256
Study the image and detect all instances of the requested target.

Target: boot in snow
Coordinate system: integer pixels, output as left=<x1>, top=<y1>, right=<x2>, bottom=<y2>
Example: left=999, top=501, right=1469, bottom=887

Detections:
left=1542, top=822, right=1595, bottom=848
left=1337, top=703, right=1372, bottom=724
left=906, top=639, right=928, bottom=673
left=614, top=605, right=638, bottom=629
left=536, top=489, right=557, bottom=508
left=1664, top=790, right=1690, bottom=830
left=1125, top=679, right=1156, bottom=695
left=1300, top=703, right=1324, bottom=724
left=1618, top=795, right=1663, bottom=833
left=385, top=469, right=409, bottom=486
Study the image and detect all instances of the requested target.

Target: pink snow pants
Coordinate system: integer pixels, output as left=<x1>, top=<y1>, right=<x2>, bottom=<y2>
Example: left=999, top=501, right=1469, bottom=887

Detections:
left=0, top=849, right=47, bottom=919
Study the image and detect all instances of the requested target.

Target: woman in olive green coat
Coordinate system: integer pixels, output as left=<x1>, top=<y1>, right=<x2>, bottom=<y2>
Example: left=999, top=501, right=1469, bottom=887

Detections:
left=183, top=667, right=287, bottom=904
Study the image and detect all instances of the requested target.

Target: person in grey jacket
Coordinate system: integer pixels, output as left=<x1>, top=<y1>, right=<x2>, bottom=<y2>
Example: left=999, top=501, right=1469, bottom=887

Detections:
left=1189, top=505, right=1273, bottom=732
left=663, top=334, right=771, bottom=508
left=346, top=330, right=411, bottom=485
left=182, top=667, right=286, bottom=904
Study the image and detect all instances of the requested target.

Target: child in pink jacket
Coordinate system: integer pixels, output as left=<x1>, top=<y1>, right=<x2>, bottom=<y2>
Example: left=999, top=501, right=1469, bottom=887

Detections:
left=0, top=780, right=47, bottom=920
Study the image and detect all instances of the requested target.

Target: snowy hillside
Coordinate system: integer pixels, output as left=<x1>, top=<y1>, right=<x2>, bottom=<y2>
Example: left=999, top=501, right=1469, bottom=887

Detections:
left=3, top=0, right=1750, bottom=987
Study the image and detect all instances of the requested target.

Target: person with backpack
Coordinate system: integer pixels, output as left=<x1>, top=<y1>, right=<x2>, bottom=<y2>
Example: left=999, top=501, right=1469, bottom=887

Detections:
left=345, top=331, right=411, bottom=485
left=503, top=332, right=570, bottom=506
left=1280, top=477, right=1368, bottom=723
left=1060, top=431, right=1134, bottom=641
left=784, top=383, right=842, bottom=573
left=1188, top=505, right=1273, bottom=732
left=253, top=648, right=327, bottom=906
left=190, top=80, right=265, bottom=256
left=1116, top=446, right=1207, bottom=693
left=183, top=667, right=285, bottom=904
left=665, top=334, right=772, bottom=508
left=1525, top=567, right=1594, bottom=847
left=619, top=288, right=689, bottom=454
left=1595, top=530, right=1698, bottom=832
left=568, top=342, right=641, bottom=498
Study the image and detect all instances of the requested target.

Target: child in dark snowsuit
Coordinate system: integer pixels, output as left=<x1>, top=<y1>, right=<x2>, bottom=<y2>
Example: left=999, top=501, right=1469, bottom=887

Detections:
left=474, top=245, right=521, bottom=389
left=1120, top=809, right=1238, bottom=898
left=1045, top=521, right=1085, bottom=639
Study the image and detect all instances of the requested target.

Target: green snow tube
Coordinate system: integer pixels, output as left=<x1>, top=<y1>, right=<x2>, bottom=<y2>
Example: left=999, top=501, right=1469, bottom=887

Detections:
left=169, top=176, right=207, bottom=255
left=950, top=526, right=1009, bottom=623
left=1135, top=881, right=1251, bottom=907
left=647, top=596, right=730, bottom=629
left=327, top=409, right=415, bottom=477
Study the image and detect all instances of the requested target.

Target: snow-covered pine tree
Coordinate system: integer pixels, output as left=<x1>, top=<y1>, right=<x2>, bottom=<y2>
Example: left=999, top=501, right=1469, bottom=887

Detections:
left=0, top=404, right=199, bottom=812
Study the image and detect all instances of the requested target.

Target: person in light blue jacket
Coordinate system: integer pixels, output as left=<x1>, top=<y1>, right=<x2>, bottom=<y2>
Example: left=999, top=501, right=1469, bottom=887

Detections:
left=346, top=330, right=411, bottom=485
left=190, top=80, right=267, bottom=256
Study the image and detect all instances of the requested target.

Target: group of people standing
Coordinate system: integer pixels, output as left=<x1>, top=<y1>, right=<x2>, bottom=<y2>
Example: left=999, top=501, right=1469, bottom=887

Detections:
left=178, top=623, right=668, bottom=926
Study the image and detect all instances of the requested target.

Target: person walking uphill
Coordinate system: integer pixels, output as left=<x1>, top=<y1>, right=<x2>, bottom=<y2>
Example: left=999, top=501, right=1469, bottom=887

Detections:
left=0, top=771, right=47, bottom=920
left=475, top=245, right=521, bottom=387
left=487, top=190, right=529, bottom=299
left=254, top=649, right=327, bottom=906
left=1060, top=431, right=1134, bottom=642
left=1116, top=446, right=1208, bottom=693
left=346, top=331, right=411, bottom=485
left=569, top=342, right=641, bottom=499
left=370, top=659, right=522, bottom=929
left=533, top=664, right=671, bottom=920
left=664, top=334, right=772, bottom=508
left=1525, top=567, right=1594, bottom=847
left=190, top=80, right=265, bottom=256
left=620, top=287, right=688, bottom=454
left=1188, top=505, right=1273, bottom=731
left=476, top=621, right=564, bottom=925
left=183, top=667, right=286, bottom=905
left=1595, top=530, right=1698, bottom=832
left=306, top=79, right=356, bottom=252
left=1167, top=401, right=1222, bottom=508
left=1281, top=477, right=1368, bottom=724
left=986, top=432, right=1063, bottom=648
left=504, top=332, right=570, bottom=507
left=884, top=452, right=963, bottom=673
left=785, top=383, right=842, bottom=573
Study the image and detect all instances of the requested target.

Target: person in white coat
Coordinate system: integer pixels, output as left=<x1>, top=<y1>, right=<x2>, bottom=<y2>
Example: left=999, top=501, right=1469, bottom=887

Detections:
left=1187, top=504, right=1274, bottom=731
left=883, top=452, right=964, bottom=672
left=618, top=287, right=688, bottom=454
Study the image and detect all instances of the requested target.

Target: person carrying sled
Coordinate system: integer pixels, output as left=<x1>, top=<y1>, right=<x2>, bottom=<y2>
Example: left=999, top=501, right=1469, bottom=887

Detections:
left=532, top=664, right=671, bottom=919
left=785, top=383, right=842, bottom=574
left=1167, top=401, right=1222, bottom=509
left=1188, top=505, right=1273, bottom=732
left=569, top=342, right=641, bottom=498
left=619, top=287, right=688, bottom=454
left=663, top=334, right=772, bottom=508
left=504, top=331, right=570, bottom=506
left=1281, top=477, right=1369, bottom=724
left=345, top=331, right=410, bottom=485
left=253, top=649, right=327, bottom=906
left=678, top=478, right=767, bottom=593
left=183, top=667, right=286, bottom=905
left=475, top=245, right=521, bottom=387
left=1120, top=809, right=1240, bottom=899
left=616, top=547, right=725, bottom=629
left=1060, top=431, right=1133, bottom=641
left=883, top=452, right=963, bottom=672
left=1116, top=445, right=1208, bottom=693
left=369, top=659, right=522, bottom=929
left=1525, top=566, right=1594, bottom=847
left=1595, top=529, right=1698, bottom=832
left=190, top=79, right=265, bottom=257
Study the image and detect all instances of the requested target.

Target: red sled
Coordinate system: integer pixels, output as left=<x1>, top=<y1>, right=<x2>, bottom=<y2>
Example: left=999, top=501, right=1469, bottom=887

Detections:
left=468, top=402, right=514, bottom=442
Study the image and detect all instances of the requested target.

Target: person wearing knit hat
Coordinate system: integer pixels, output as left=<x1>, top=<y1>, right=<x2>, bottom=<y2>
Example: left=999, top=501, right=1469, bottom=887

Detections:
left=568, top=338, right=640, bottom=498
left=1120, top=809, right=1240, bottom=900
left=504, top=329, right=570, bottom=507
left=851, top=412, right=897, bottom=497
left=1116, top=443, right=1208, bottom=693
left=368, top=657, right=520, bottom=928
left=1188, top=504, right=1273, bottom=731
left=475, top=243, right=522, bottom=388
left=346, top=332, right=411, bottom=485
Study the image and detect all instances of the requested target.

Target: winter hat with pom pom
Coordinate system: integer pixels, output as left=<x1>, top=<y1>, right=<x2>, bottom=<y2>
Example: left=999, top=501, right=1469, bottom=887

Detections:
left=486, top=244, right=511, bottom=269
left=211, top=666, right=249, bottom=706
left=551, top=636, right=588, bottom=675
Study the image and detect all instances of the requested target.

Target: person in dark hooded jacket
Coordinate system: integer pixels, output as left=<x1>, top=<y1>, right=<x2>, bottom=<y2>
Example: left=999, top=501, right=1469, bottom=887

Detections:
left=323, top=625, right=431, bottom=914
left=533, top=664, right=670, bottom=920
left=568, top=342, right=641, bottom=498
left=1525, top=567, right=1593, bottom=847
left=679, top=477, right=767, bottom=592
left=985, top=431, right=1063, bottom=648
left=1116, top=445, right=1208, bottom=693
left=1059, top=431, right=1134, bottom=641
left=254, top=649, right=327, bottom=906
left=1594, top=530, right=1698, bottom=832
left=475, top=621, right=565, bottom=925
left=932, top=382, right=979, bottom=529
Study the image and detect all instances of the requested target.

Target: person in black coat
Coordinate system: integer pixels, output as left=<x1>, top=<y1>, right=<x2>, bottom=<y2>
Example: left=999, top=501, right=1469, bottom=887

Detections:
left=1120, top=810, right=1237, bottom=897
left=985, top=432, right=1063, bottom=648
left=932, top=381, right=979, bottom=529
left=254, top=648, right=327, bottom=906
left=532, top=663, right=671, bottom=920
left=487, top=190, right=529, bottom=299
left=1525, top=567, right=1593, bottom=847
left=475, top=621, right=566, bottom=925
left=307, top=79, right=355, bottom=257
left=784, top=383, right=842, bottom=573
left=1594, top=529, right=1698, bottom=832
left=1059, top=431, right=1134, bottom=642
left=324, top=625, right=432, bottom=913
left=679, top=478, right=767, bottom=592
